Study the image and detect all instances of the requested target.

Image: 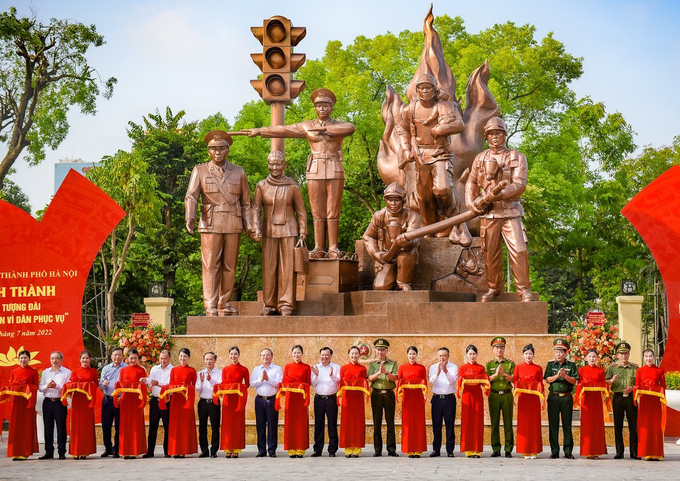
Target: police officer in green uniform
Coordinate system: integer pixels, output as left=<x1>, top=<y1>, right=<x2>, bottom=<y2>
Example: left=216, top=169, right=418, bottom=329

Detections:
left=605, top=341, right=639, bottom=459
left=544, top=338, right=578, bottom=459
left=485, top=336, right=515, bottom=458
left=367, top=339, right=399, bottom=457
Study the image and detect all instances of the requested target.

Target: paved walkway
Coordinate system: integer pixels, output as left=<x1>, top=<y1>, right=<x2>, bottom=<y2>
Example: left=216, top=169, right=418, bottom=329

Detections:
left=1, top=443, right=679, bottom=480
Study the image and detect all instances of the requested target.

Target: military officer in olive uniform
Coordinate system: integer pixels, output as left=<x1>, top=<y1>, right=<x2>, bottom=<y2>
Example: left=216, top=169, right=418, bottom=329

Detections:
left=605, top=341, right=639, bottom=459
left=544, top=338, right=578, bottom=459
left=367, top=339, right=399, bottom=457
left=485, top=336, right=515, bottom=458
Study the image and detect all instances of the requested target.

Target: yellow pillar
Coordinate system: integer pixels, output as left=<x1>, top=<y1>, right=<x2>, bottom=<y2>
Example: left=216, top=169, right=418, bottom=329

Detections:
left=143, top=297, right=174, bottom=331
left=616, top=295, right=644, bottom=364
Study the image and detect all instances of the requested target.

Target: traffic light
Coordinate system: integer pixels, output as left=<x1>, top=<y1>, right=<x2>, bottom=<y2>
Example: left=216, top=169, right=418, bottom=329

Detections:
left=250, top=16, right=306, bottom=103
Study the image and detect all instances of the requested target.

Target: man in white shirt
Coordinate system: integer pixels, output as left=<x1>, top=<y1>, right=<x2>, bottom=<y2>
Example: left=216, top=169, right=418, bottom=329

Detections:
left=250, top=347, right=283, bottom=457
left=38, top=351, right=72, bottom=460
left=196, top=351, right=222, bottom=458
left=311, top=347, right=341, bottom=457
left=428, top=347, right=458, bottom=457
left=142, top=349, right=173, bottom=458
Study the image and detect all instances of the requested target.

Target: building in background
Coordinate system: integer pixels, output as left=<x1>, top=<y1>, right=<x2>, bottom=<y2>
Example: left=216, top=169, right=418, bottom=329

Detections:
left=54, top=158, right=99, bottom=193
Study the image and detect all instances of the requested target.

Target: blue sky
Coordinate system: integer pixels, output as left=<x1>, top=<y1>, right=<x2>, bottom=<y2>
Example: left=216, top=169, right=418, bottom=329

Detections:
left=3, top=0, right=680, bottom=213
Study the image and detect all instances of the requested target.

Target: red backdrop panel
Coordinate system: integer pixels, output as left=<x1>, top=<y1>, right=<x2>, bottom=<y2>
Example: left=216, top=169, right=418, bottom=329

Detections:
left=0, top=170, right=125, bottom=422
left=621, top=164, right=680, bottom=435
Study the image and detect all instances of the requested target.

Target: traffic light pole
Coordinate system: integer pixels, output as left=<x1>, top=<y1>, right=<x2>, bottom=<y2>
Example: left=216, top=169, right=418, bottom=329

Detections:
left=250, top=16, right=306, bottom=154
left=270, top=101, right=285, bottom=153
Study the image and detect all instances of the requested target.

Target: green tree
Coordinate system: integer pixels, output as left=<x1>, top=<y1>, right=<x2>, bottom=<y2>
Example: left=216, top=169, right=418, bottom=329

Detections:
left=87, top=149, right=161, bottom=332
left=126, top=108, right=204, bottom=298
left=0, top=172, right=30, bottom=213
left=0, top=6, right=116, bottom=187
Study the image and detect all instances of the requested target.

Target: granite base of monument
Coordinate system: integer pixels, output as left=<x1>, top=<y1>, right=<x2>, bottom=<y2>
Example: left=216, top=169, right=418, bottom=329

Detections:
left=186, top=289, right=547, bottom=335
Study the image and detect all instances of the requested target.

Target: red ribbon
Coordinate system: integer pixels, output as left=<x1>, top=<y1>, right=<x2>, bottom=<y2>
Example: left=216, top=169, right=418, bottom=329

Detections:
left=112, top=381, right=147, bottom=409
left=61, top=381, right=97, bottom=409
left=213, top=382, right=248, bottom=412
left=275, top=382, right=310, bottom=411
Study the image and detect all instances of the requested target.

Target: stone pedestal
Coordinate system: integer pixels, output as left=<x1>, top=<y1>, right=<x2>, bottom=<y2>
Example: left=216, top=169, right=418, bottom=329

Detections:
left=187, top=290, right=547, bottom=335
left=144, top=297, right=174, bottom=331
left=616, top=295, right=644, bottom=364
left=302, top=258, right=359, bottom=301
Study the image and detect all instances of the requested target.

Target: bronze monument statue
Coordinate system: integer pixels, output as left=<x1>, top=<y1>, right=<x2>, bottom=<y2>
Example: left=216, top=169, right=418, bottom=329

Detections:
left=185, top=130, right=254, bottom=316
left=251, top=151, right=308, bottom=316
left=379, top=6, right=500, bottom=247
left=362, top=183, right=421, bottom=291
left=244, top=88, right=355, bottom=259
left=397, top=73, right=471, bottom=245
left=466, top=117, right=533, bottom=302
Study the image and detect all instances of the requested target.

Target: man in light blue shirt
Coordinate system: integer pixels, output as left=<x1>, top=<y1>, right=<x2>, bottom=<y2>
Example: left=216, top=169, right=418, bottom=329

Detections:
left=99, top=347, right=127, bottom=458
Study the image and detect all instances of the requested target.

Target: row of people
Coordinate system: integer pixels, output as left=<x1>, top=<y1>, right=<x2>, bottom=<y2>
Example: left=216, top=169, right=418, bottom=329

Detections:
left=1, top=338, right=666, bottom=461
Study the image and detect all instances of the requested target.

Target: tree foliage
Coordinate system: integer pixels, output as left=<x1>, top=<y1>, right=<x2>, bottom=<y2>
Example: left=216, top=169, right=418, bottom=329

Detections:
left=87, top=149, right=161, bottom=332
left=0, top=171, right=30, bottom=213
left=0, top=6, right=116, bottom=187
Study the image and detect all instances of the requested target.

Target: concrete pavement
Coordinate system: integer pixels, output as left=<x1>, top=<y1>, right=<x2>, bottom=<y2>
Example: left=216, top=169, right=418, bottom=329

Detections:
left=1, top=443, right=679, bottom=480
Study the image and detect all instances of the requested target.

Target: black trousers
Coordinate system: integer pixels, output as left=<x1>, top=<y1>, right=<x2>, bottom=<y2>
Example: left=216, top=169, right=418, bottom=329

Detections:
left=613, top=393, right=638, bottom=457
left=431, top=394, right=456, bottom=454
left=147, top=397, right=170, bottom=455
left=547, top=393, right=574, bottom=456
left=43, top=398, right=67, bottom=456
left=370, top=390, right=396, bottom=454
left=101, top=395, right=121, bottom=454
left=198, top=398, right=221, bottom=455
left=313, top=394, right=338, bottom=454
left=255, top=395, right=279, bottom=455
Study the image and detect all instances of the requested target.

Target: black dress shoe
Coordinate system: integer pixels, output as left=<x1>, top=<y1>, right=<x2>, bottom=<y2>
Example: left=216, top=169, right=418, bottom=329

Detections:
left=58, top=454, right=66, bottom=460
left=211, top=453, right=217, bottom=458
left=388, top=451, right=399, bottom=457
left=256, top=453, right=267, bottom=458
left=631, top=456, right=641, bottom=460
left=164, top=454, right=171, bottom=458
left=505, top=452, right=513, bottom=458
left=39, top=454, right=54, bottom=460
left=329, top=453, right=336, bottom=457
left=101, top=451, right=112, bottom=458
left=447, top=452, right=455, bottom=457
left=112, top=454, right=120, bottom=458
left=549, top=454, right=559, bottom=459
left=269, top=453, right=277, bottom=458
left=142, top=453, right=154, bottom=458
left=373, top=452, right=382, bottom=457
left=199, top=452, right=209, bottom=458
left=564, top=454, right=575, bottom=459
left=491, top=451, right=501, bottom=458
left=614, top=454, right=623, bottom=459
left=311, top=452, right=322, bottom=457
left=430, top=451, right=441, bottom=457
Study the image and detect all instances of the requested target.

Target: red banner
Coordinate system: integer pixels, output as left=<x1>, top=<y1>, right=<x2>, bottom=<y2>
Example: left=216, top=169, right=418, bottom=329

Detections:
left=0, top=170, right=125, bottom=422
left=621, top=164, right=680, bottom=435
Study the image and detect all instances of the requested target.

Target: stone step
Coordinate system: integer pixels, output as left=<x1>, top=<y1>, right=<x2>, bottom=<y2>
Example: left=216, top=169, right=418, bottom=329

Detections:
left=186, top=298, right=547, bottom=335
